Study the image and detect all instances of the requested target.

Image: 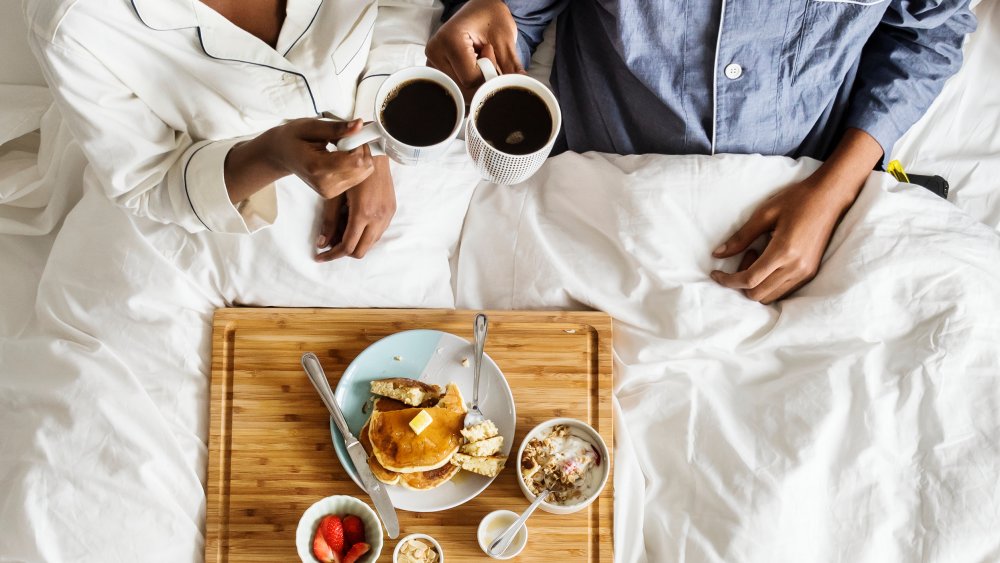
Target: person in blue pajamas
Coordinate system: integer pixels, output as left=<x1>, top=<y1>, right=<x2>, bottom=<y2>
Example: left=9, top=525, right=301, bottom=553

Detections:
left=427, top=0, right=976, bottom=303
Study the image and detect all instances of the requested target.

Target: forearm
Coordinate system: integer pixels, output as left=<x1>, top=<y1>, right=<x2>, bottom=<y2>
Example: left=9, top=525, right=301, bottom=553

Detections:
left=812, top=128, right=884, bottom=207
left=224, top=130, right=289, bottom=204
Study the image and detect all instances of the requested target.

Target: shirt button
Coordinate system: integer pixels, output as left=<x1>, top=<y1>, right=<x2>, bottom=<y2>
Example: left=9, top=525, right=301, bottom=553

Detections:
left=281, top=73, right=294, bottom=83
left=725, top=63, right=743, bottom=80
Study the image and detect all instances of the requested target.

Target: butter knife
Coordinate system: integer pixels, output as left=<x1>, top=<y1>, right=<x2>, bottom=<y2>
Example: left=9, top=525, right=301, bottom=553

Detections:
left=301, top=352, right=400, bottom=539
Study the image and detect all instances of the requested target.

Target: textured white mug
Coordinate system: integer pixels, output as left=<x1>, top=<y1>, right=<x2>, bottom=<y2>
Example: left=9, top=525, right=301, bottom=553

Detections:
left=466, top=58, right=562, bottom=185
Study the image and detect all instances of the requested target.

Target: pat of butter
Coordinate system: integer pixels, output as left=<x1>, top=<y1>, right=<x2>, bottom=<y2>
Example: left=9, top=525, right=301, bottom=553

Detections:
left=409, top=409, right=433, bottom=435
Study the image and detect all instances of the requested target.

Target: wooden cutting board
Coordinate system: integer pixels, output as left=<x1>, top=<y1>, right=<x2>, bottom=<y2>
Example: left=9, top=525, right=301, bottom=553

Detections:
left=206, top=309, right=613, bottom=562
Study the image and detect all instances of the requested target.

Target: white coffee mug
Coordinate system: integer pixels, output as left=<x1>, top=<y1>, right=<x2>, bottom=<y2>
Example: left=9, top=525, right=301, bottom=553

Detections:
left=336, top=66, right=465, bottom=165
left=466, top=59, right=562, bottom=185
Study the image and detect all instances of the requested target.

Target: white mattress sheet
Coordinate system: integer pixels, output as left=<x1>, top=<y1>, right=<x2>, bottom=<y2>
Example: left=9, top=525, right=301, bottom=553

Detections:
left=2, top=3, right=999, bottom=563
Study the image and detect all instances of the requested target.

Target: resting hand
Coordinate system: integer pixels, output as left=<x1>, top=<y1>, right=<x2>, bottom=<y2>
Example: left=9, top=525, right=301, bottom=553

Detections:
left=711, top=128, right=884, bottom=303
left=425, top=0, right=524, bottom=101
left=315, top=155, right=396, bottom=261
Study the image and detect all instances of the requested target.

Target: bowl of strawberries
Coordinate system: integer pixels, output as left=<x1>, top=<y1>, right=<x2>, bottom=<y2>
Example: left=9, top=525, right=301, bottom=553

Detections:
left=296, top=495, right=383, bottom=563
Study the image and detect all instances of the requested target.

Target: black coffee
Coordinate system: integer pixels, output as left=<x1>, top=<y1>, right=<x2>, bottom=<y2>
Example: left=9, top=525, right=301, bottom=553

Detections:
left=380, top=80, right=457, bottom=147
left=475, top=87, right=552, bottom=155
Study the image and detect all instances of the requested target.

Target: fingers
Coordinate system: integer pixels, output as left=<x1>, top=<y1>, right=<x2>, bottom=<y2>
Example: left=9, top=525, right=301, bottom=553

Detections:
left=738, top=248, right=759, bottom=272
left=349, top=223, right=381, bottom=259
left=477, top=43, right=501, bottom=76
left=711, top=242, right=821, bottom=304
left=304, top=145, right=375, bottom=199
left=298, top=118, right=364, bottom=143
left=314, top=206, right=391, bottom=261
left=755, top=274, right=800, bottom=305
left=316, top=215, right=367, bottom=262
left=444, top=32, right=487, bottom=88
left=711, top=244, right=783, bottom=290
left=757, top=254, right=819, bottom=303
left=490, top=40, right=525, bottom=74
left=713, top=206, right=777, bottom=258
left=316, top=195, right=345, bottom=250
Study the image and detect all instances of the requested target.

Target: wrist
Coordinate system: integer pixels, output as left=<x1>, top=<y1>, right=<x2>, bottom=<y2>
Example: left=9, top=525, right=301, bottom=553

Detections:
left=810, top=167, right=865, bottom=209
left=254, top=126, right=290, bottom=175
left=810, top=127, right=883, bottom=207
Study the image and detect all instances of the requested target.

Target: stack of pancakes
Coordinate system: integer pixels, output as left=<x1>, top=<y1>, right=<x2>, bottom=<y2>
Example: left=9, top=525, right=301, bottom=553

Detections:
left=359, top=379, right=468, bottom=490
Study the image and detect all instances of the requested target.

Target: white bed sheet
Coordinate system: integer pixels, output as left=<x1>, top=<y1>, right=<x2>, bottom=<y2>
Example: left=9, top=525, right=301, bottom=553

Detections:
left=455, top=152, right=1000, bottom=562
left=1, top=3, right=999, bottom=563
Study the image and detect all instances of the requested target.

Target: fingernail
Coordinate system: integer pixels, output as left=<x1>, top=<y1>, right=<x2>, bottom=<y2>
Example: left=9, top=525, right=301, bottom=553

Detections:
left=316, top=235, right=326, bottom=248
left=714, top=244, right=727, bottom=255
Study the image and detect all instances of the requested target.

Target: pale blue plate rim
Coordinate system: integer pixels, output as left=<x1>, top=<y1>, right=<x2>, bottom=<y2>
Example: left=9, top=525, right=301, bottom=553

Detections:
left=329, top=329, right=514, bottom=512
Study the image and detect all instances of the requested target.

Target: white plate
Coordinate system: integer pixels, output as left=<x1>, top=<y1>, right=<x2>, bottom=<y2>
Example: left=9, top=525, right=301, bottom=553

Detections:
left=331, top=329, right=515, bottom=512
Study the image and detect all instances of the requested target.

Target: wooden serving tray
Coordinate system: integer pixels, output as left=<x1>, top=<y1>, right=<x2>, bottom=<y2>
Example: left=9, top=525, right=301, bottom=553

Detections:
left=206, top=309, right=613, bottom=562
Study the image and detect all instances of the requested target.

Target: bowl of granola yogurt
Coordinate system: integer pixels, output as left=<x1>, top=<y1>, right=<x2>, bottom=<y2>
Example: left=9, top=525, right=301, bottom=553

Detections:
left=516, top=418, right=610, bottom=514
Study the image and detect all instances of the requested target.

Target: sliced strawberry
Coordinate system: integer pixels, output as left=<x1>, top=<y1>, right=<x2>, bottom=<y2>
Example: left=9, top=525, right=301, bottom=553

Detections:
left=318, top=515, right=345, bottom=555
left=341, top=515, right=366, bottom=547
left=342, top=542, right=370, bottom=563
left=312, top=528, right=336, bottom=563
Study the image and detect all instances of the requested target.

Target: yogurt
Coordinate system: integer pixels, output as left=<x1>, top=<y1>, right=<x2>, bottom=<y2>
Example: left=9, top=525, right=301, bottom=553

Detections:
left=520, top=424, right=604, bottom=505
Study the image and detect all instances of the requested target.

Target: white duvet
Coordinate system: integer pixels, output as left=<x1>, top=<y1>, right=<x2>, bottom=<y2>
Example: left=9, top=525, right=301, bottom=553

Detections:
left=3, top=2, right=1000, bottom=562
left=456, top=152, right=1000, bottom=562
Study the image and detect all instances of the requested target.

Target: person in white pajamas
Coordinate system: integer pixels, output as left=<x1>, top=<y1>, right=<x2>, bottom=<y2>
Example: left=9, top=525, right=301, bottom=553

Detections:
left=25, top=0, right=434, bottom=260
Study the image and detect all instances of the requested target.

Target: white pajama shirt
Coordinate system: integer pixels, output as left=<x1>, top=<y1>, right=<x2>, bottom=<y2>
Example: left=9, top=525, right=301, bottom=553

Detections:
left=23, top=0, right=435, bottom=234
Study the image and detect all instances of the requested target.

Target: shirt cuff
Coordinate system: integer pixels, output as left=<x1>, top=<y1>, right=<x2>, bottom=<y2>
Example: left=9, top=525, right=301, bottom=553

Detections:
left=515, top=34, right=533, bottom=70
left=183, top=138, right=278, bottom=234
left=842, top=98, right=905, bottom=169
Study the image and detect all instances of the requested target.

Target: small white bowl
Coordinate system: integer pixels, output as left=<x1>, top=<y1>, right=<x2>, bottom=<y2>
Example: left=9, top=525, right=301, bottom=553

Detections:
left=515, top=417, right=611, bottom=515
left=296, top=495, right=383, bottom=563
left=477, top=510, right=528, bottom=560
left=393, top=533, right=444, bottom=563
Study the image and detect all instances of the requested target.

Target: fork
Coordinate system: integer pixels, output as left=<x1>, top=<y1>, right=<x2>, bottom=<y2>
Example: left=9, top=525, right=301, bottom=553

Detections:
left=464, top=313, right=488, bottom=429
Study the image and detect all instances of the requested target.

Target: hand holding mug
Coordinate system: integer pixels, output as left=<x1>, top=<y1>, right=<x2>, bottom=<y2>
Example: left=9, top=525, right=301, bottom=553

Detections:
left=223, top=117, right=374, bottom=205
left=336, top=67, right=465, bottom=165
left=267, top=117, right=375, bottom=199
left=425, top=0, right=524, bottom=102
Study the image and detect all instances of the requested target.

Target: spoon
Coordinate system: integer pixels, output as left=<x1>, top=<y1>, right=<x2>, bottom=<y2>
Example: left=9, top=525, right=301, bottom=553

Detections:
left=464, top=313, right=488, bottom=429
left=488, top=490, right=550, bottom=557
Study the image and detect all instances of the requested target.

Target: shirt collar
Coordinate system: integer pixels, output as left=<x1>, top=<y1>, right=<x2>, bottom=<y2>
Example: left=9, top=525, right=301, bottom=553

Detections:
left=130, top=0, right=199, bottom=31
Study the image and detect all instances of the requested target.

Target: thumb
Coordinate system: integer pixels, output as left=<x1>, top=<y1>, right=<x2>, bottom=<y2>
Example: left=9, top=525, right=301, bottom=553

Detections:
left=714, top=208, right=774, bottom=258
left=326, top=118, right=364, bottom=141
left=302, top=118, right=363, bottom=142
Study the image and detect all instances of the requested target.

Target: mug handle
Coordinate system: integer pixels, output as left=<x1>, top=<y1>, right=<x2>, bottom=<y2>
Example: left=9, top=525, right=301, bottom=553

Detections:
left=335, top=122, right=382, bottom=152
left=477, top=58, right=499, bottom=81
